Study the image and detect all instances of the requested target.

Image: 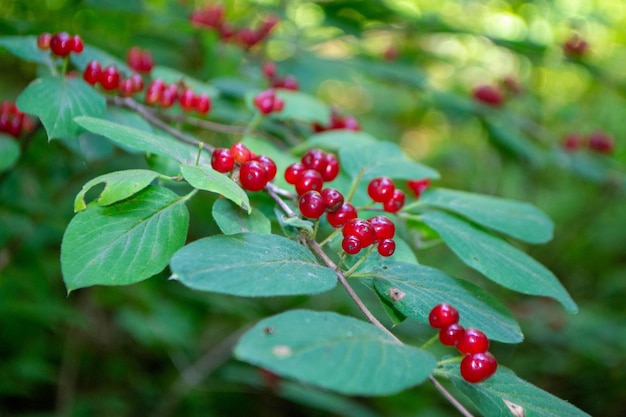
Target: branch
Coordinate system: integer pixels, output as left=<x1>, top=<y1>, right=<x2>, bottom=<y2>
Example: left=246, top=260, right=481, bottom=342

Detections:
left=161, top=112, right=248, bottom=135
left=429, top=376, right=475, bottom=417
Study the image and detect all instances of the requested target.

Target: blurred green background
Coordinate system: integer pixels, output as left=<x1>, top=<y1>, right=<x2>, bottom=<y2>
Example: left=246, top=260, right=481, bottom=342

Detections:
left=1, top=0, right=625, bottom=416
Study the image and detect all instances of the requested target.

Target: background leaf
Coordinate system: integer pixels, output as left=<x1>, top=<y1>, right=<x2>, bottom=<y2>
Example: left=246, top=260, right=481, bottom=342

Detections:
left=170, top=233, right=337, bottom=297
left=17, top=77, right=106, bottom=141
left=212, top=198, right=270, bottom=235
left=292, top=130, right=379, bottom=154
left=416, top=188, right=554, bottom=243
left=73, top=169, right=161, bottom=211
left=274, top=90, right=330, bottom=124
left=61, top=185, right=189, bottom=291
left=234, top=310, right=437, bottom=395
left=151, top=65, right=219, bottom=97
left=421, top=211, right=578, bottom=312
left=340, top=142, right=440, bottom=181
left=180, top=164, right=250, bottom=213
left=0, top=35, right=52, bottom=66
left=0, top=136, right=20, bottom=172
left=363, top=261, right=523, bottom=343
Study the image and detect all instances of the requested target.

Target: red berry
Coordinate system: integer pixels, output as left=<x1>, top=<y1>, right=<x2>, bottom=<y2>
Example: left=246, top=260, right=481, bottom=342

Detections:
left=285, top=162, right=305, bottom=185
left=295, top=169, right=323, bottom=195
left=439, top=323, right=465, bottom=346
left=179, top=88, right=196, bottom=111
left=320, top=188, right=344, bottom=213
left=460, top=352, right=498, bottom=383
left=230, top=142, right=252, bottom=164
left=99, top=65, right=120, bottom=91
left=342, top=235, right=362, bottom=255
left=262, top=62, right=277, bottom=80
left=145, top=79, right=165, bottom=105
left=299, top=190, right=326, bottom=219
left=127, top=47, right=154, bottom=73
left=367, top=177, right=395, bottom=203
left=342, top=115, right=360, bottom=131
left=49, top=32, right=72, bottom=57
left=342, top=218, right=376, bottom=248
left=383, top=189, right=405, bottom=213
left=195, top=93, right=211, bottom=114
left=302, top=149, right=327, bottom=172
left=160, top=84, right=179, bottom=108
left=37, top=33, right=51, bottom=50
left=239, top=160, right=268, bottom=191
left=129, top=73, right=144, bottom=92
left=118, top=78, right=135, bottom=97
left=377, top=238, right=396, bottom=257
left=322, top=153, right=340, bottom=182
left=457, top=328, right=490, bottom=355
left=7, top=113, right=23, bottom=138
left=254, top=155, right=277, bottom=181
left=83, top=60, right=102, bottom=85
left=428, top=303, right=459, bottom=329
left=407, top=178, right=431, bottom=197
left=368, top=215, right=395, bottom=240
left=211, top=148, right=235, bottom=173
left=563, top=35, right=588, bottom=58
left=253, top=89, right=277, bottom=114
left=281, top=75, right=298, bottom=91
left=326, top=203, right=357, bottom=228
left=70, top=35, right=84, bottom=53
left=561, top=133, right=584, bottom=151
left=473, top=85, right=504, bottom=107
left=587, top=130, right=614, bottom=154
left=273, top=97, right=285, bottom=112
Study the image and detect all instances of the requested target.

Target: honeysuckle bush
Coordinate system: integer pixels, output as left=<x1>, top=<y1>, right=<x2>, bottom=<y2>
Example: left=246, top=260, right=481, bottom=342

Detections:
left=1, top=1, right=624, bottom=416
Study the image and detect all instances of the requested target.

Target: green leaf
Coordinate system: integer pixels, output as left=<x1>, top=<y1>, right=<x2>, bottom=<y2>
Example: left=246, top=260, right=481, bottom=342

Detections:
left=73, top=169, right=161, bottom=212
left=363, top=261, right=522, bottom=343
left=416, top=188, right=554, bottom=244
left=74, top=116, right=207, bottom=165
left=151, top=65, right=219, bottom=97
left=0, top=35, right=52, bottom=66
left=61, top=185, right=189, bottom=291
left=484, top=118, right=544, bottom=164
left=273, top=90, right=331, bottom=124
left=234, top=310, right=437, bottom=395
left=17, top=77, right=106, bottom=141
left=444, top=365, right=591, bottom=417
left=170, top=233, right=337, bottom=297
left=180, top=164, right=250, bottom=213
left=340, top=142, right=439, bottom=182
left=421, top=211, right=578, bottom=313
left=292, top=130, right=379, bottom=154
left=212, top=198, right=270, bottom=235
left=0, top=136, right=20, bottom=172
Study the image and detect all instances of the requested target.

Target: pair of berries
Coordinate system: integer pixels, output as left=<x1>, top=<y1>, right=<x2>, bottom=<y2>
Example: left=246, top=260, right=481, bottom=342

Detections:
left=83, top=60, right=143, bottom=95
left=562, top=131, right=615, bottom=155
left=211, top=142, right=277, bottom=192
left=428, top=303, right=498, bottom=383
left=472, top=85, right=505, bottom=107
left=285, top=149, right=340, bottom=196
left=0, top=101, right=34, bottom=139
left=341, top=216, right=396, bottom=257
left=126, top=47, right=153, bottom=74
left=367, top=177, right=406, bottom=213
left=145, top=79, right=211, bottom=114
left=253, top=89, right=284, bottom=115
left=37, top=32, right=83, bottom=57
left=312, top=108, right=360, bottom=132
left=261, top=62, right=299, bottom=91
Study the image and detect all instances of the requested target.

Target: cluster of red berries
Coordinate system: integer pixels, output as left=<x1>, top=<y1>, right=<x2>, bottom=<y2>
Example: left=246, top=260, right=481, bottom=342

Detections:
left=563, top=34, right=588, bottom=58
left=562, top=131, right=615, bottom=155
left=367, top=177, right=406, bottom=213
left=145, top=79, right=212, bottom=114
left=190, top=3, right=278, bottom=50
left=0, top=101, right=34, bottom=139
left=428, top=303, right=498, bottom=383
left=262, top=62, right=299, bottom=91
left=253, top=89, right=284, bottom=115
left=126, top=47, right=154, bottom=74
left=37, top=32, right=83, bottom=57
left=312, top=108, right=360, bottom=132
left=83, top=60, right=144, bottom=95
left=211, top=142, right=276, bottom=191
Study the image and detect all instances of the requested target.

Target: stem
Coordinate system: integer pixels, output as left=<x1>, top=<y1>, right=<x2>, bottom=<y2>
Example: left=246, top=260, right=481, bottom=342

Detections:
left=343, top=245, right=376, bottom=277
left=245, top=111, right=264, bottom=135
left=194, top=142, right=204, bottom=166
left=429, top=376, right=475, bottom=417
left=345, top=167, right=365, bottom=203
left=266, top=183, right=297, bottom=218
left=437, top=356, right=464, bottom=367
left=421, top=332, right=440, bottom=350
left=318, top=227, right=341, bottom=247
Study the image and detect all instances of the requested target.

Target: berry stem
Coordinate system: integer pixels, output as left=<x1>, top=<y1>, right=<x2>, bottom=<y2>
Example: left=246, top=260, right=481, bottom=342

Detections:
left=437, top=356, right=464, bottom=367
left=195, top=142, right=204, bottom=166
left=318, top=228, right=341, bottom=247
left=345, top=167, right=366, bottom=204
left=343, top=245, right=376, bottom=277
left=429, top=376, right=475, bottom=417
left=266, top=183, right=297, bottom=218
left=245, top=111, right=263, bottom=135
left=421, top=333, right=440, bottom=350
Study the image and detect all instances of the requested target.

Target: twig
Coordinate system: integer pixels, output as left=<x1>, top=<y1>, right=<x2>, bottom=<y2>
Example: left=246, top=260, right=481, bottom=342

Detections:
left=429, top=376, right=475, bottom=417
left=265, top=182, right=297, bottom=217
left=162, top=112, right=248, bottom=135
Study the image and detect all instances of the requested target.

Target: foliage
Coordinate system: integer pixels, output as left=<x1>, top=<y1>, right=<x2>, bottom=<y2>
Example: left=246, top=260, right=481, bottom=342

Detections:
left=1, top=1, right=625, bottom=416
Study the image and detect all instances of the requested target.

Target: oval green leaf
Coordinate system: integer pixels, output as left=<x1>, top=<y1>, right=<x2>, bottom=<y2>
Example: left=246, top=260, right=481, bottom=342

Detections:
left=234, top=309, right=437, bottom=395
left=292, top=130, right=379, bottom=154
left=212, top=198, right=270, bottom=235
left=61, top=185, right=189, bottom=291
left=443, top=365, right=591, bottom=417
left=340, top=142, right=439, bottom=181
left=421, top=211, right=578, bottom=313
left=17, top=77, right=106, bottom=141
left=0, top=136, right=20, bottom=172
left=0, top=35, right=52, bottom=66
left=416, top=188, right=553, bottom=244
left=180, top=164, right=250, bottom=213
left=364, top=261, right=522, bottom=343
left=73, top=169, right=162, bottom=212
left=170, top=233, right=337, bottom=297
